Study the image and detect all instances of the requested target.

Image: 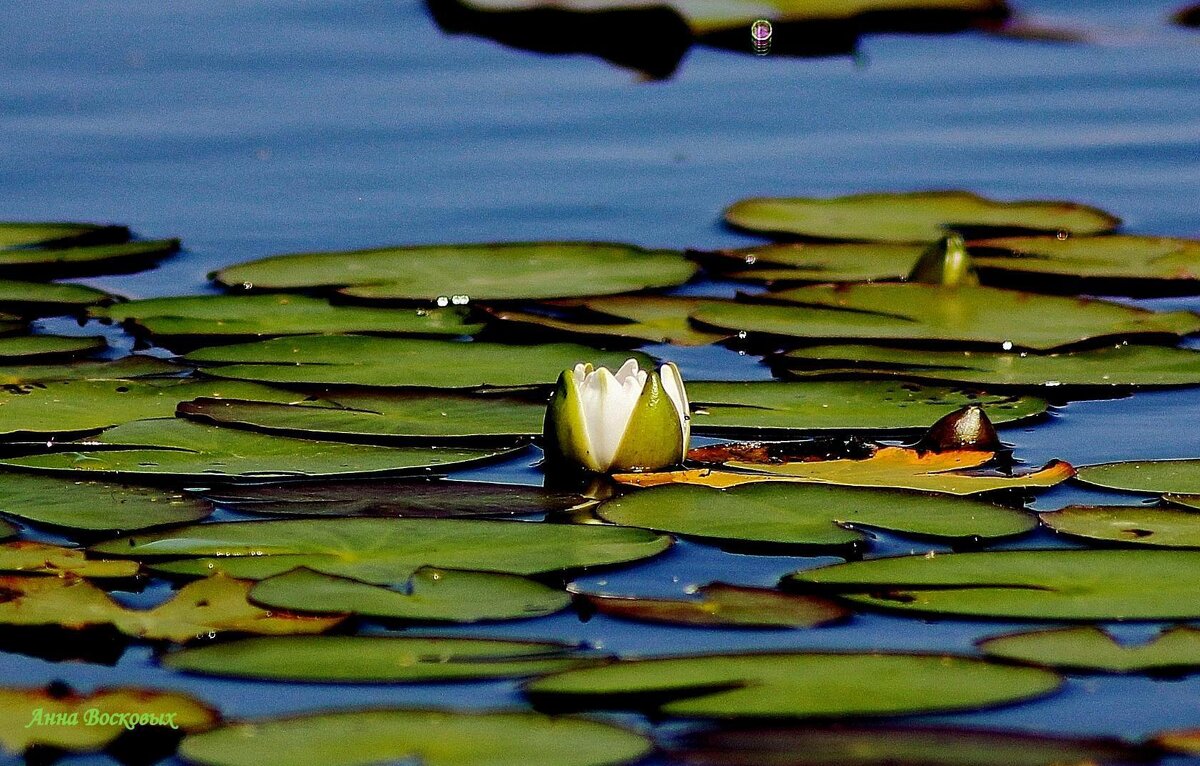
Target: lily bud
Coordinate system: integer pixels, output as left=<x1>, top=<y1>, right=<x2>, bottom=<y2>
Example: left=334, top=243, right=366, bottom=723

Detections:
left=908, top=233, right=979, bottom=287
left=543, top=359, right=690, bottom=474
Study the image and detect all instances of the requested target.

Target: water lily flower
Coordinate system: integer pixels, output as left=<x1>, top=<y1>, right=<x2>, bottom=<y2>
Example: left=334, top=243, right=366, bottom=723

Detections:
left=543, top=359, right=689, bottom=473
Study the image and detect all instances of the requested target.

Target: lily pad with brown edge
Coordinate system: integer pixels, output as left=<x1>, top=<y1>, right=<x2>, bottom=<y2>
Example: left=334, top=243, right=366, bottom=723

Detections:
left=722, top=191, right=1119, bottom=243
left=0, top=542, right=140, bottom=578
left=672, top=724, right=1155, bottom=766
left=0, top=473, right=212, bottom=532
left=693, top=284, right=1200, bottom=351
left=0, top=573, right=345, bottom=642
left=0, top=684, right=218, bottom=756
left=197, top=477, right=587, bottom=519
left=571, top=582, right=849, bottom=628
left=1040, top=504, right=1200, bottom=548
left=177, top=389, right=546, bottom=444
left=180, top=708, right=653, bottom=766
left=90, top=517, right=672, bottom=585
left=249, top=566, right=571, bottom=622
left=0, top=419, right=522, bottom=481
left=1154, top=728, right=1200, bottom=756
left=1076, top=459, right=1200, bottom=495
left=687, top=380, right=1046, bottom=436
left=488, top=296, right=726, bottom=346
left=0, top=355, right=177, bottom=385
left=780, top=343, right=1200, bottom=389
left=523, top=651, right=1061, bottom=718
left=0, top=334, right=105, bottom=362
left=0, top=281, right=114, bottom=316
left=0, top=222, right=130, bottom=250
left=978, top=626, right=1200, bottom=674
left=93, top=294, right=483, bottom=341
left=784, top=549, right=1200, bottom=620
left=185, top=335, right=653, bottom=389
left=163, top=635, right=602, bottom=683
left=212, top=241, right=697, bottom=303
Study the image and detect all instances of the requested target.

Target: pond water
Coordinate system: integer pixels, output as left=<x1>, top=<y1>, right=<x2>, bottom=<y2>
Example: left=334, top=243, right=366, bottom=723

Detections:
left=2, top=0, right=1200, bottom=763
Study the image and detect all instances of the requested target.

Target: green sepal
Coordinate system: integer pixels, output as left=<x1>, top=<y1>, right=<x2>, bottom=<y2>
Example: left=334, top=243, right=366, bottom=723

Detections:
left=908, top=233, right=979, bottom=286
left=542, top=366, right=603, bottom=473
left=611, top=370, right=685, bottom=472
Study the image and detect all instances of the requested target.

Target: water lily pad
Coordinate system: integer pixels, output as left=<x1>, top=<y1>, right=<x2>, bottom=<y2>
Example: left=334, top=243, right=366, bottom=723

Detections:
left=576, top=582, right=849, bottom=628
left=597, top=483, right=1034, bottom=547
left=490, top=296, right=725, bottom=346
left=164, top=635, right=599, bottom=683
left=0, top=520, right=14, bottom=540
left=1077, top=459, right=1200, bottom=494
left=199, top=478, right=587, bottom=518
left=0, top=355, right=177, bottom=384
left=249, top=566, right=572, bottom=622
left=0, top=239, right=180, bottom=279
left=1176, top=4, right=1200, bottom=26
left=979, top=626, right=1200, bottom=674
left=1169, top=495, right=1200, bottom=511
left=178, top=389, right=545, bottom=443
left=781, top=343, right=1200, bottom=389
left=693, top=284, right=1200, bottom=351
left=525, top=651, right=1061, bottom=718
left=687, top=381, right=1045, bottom=435
left=186, top=335, right=652, bottom=389
left=699, top=242, right=925, bottom=283
left=180, top=709, right=653, bottom=766
left=1, top=419, right=518, bottom=480
left=0, top=684, right=218, bottom=755
left=786, top=550, right=1200, bottom=620
left=0, top=222, right=129, bottom=249
left=0, top=281, right=113, bottom=315
left=0, top=474, right=211, bottom=531
left=94, top=294, right=483, bottom=340
left=1040, top=505, right=1200, bottom=548
left=212, top=241, right=697, bottom=302
left=723, top=191, right=1119, bottom=243
left=0, top=334, right=105, bottom=362
left=0, top=542, right=140, bottom=577
left=0, top=574, right=344, bottom=641
left=91, top=517, right=671, bottom=584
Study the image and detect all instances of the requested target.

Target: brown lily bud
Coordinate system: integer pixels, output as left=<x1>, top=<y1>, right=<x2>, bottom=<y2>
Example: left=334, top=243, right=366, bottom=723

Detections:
left=914, top=404, right=1002, bottom=452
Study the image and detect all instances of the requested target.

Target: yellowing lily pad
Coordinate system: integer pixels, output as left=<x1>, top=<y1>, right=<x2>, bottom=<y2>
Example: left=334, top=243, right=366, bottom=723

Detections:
left=489, top=296, right=725, bottom=346
left=0, top=542, right=139, bottom=578
left=1040, top=505, right=1200, bottom=548
left=723, top=191, right=1118, bottom=243
left=0, top=473, right=211, bottom=532
left=1076, top=459, right=1200, bottom=495
left=979, top=626, right=1200, bottom=674
left=212, top=241, right=697, bottom=302
left=575, top=582, right=849, bottom=628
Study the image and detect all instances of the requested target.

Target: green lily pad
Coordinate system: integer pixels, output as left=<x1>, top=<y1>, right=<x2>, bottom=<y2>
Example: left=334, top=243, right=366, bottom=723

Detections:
left=0, top=419, right=519, bottom=480
left=490, top=296, right=725, bottom=346
left=596, top=483, right=1035, bottom=547
left=250, top=566, right=572, bottom=622
left=180, top=709, right=652, bottom=766
left=94, top=294, right=483, bottom=340
left=0, top=473, right=211, bottom=531
left=163, top=635, right=599, bottom=683
left=0, top=222, right=128, bottom=249
left=0, top=573, right=344, bottom=641
left=186, top=336, right=652, bottom=389
left=212, top=241, right=697, bottom=302
left=576, top=582, right=849, bottom=628
left=694, top=284, right=1200, bottom=351
left=200, top=478, right=587, bottom=518
left=0, top=335, right=105, bottom=362
left=91, top=517, right=671, bottom=584
left=0, top=281, right=113, bottom=315
left=786, top=550, right=1200, bottom=620
left=687, top=381, right=1045, bottom=435
left=723, top=191, right=1119, bottom=243
left=0, top=684, right=218, bottom=755
left=700, top=242, right=925, bottom=284
left=1077, top=459, right=1200, bottom=494
left=1169, top=495, right=1200, bottom=511
left=0, top=240, right=180, bottom=279
left=178, top=389, right=545, bottom=443
left=782, top=343, right=1200, bottom=389
left=0, top=541, right=140, bottom=577
left=524, top=651, right=1061, bottom=718
left=969, top=234, right=1200, bottom=290
left=979, top=626, right=1200, bottom=674
left=0, top=520, right=14, bottom=540
left=0, top=355, right=177, bottom=384
left=1040, top=505, right=1200, bottom=548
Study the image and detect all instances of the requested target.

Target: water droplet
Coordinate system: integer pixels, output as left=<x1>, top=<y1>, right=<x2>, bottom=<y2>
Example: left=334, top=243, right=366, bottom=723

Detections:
left=1046, top=380, right=1062, bottom=387
left=451, top=294, right=469, bottom=305
left=436, top=296, right=450, bottom=307
left=1001, top=341, right=1013, bottom=351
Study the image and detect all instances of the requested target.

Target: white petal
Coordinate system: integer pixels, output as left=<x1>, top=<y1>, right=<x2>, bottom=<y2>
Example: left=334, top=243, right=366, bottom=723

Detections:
left=578, top=365, right=643, bottom=470
left=660, top=362, right=690, bottom=450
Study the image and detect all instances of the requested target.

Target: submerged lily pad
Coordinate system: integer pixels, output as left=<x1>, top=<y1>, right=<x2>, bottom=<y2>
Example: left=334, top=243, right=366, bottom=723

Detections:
left=694, top=284, right=1200, bottom=351
left=1, top=419, right=518, bottom=480
left=781, top=343, right=1200, bottom=389
left=212, top=241, right=697, bottom=302
left=249, top=566, right=572, bottom=622
left=186, top=335, right=651, bottom=389
left=180, top=709, right=653, bottom=766
left=576, top=582, right=849, bottom=628
left=0, top=474, right=211, bottom=532
left=94, top=294, right=483, bottom=340
left=786, top=550, right=1200, bottom=620
left=687, top=381, right=1045, bottom=435
left=0, top=574, right=344, bottom=641
left=723, top=191, right=1118, bottom=242
left=597, top=483, right=1034, bottom=547
left=0, top=281, right=113, bottom=315
left=1076, top=459, right=1200, bottom=495
left=979, top=626, right=1200, bottom=674
left=0, top=685, right=217, bottom=755
left=164, top=635, right=598, bottom=683
left=0, top=541, right=139, bottom=578
left=490, top=296, right=725, bottom=346
left=525, top=651, right=1061, bottom=718
left=0, top=355, right=177, bottom=384
left=1040, top=505, right=1200, bottom=548
left=91, top=517, right=671, bottom=584
left=0, top=335, right=105, bottom=362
